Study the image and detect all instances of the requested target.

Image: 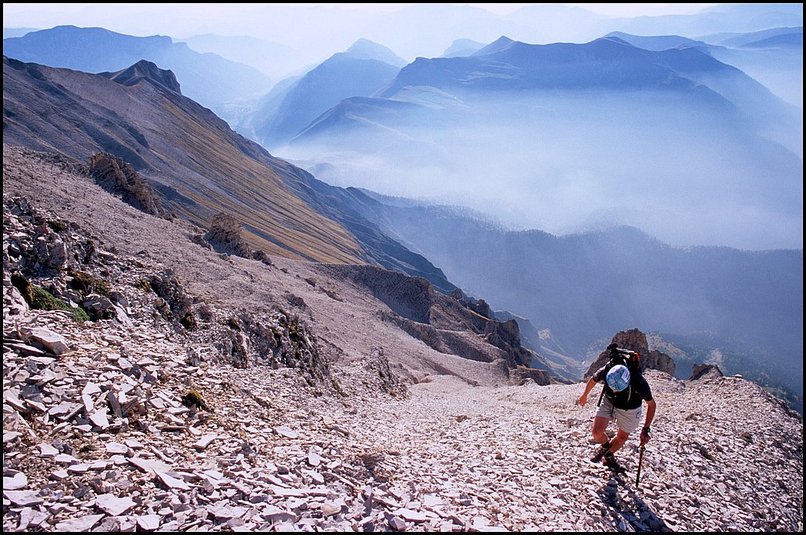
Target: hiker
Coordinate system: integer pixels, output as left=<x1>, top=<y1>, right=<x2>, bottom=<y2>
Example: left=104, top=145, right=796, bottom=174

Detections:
left=577, top=343, right=656, bottom=472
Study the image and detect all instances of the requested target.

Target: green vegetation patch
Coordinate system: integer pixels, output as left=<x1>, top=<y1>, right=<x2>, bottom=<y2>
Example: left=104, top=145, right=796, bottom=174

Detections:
left=11, top=272, right=88, bottom=322
left=67, top=269, right=111, bottom=296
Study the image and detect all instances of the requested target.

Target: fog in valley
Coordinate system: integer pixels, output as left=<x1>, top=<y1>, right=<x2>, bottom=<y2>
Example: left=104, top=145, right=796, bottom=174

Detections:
left=280, top=89, right=802, bottom=251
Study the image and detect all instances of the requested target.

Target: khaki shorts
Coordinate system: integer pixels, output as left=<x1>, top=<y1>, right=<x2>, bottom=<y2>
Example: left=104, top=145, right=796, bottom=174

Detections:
left=596, top=396, right=643, bottom=434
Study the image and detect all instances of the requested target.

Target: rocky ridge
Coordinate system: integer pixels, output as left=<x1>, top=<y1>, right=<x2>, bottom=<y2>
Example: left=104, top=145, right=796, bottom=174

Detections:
left=2, top=147, right=804, bottom=532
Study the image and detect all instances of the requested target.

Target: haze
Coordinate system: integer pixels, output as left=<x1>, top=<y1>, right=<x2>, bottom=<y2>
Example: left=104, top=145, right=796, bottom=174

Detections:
left=3, top=2, right=802, bottom=251
left=281, top=89, right=802, bottom=250
left=3, top=3, right=720, bottom=66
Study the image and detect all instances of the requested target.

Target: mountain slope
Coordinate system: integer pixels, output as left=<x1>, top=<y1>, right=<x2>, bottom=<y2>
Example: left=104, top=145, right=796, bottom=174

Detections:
left=2, top=56, right=362, bottom=264
left=2, top=25, right=272, bottom=115
left=2, top=56, right=455, bottom=294
left=2, top=144, right=538, bottom=390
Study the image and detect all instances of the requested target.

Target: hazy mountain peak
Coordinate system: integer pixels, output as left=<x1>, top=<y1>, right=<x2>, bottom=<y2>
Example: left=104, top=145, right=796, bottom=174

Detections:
left=442, top=38, right=486, bottom=58
left=473, top=35, right=515, bottom=56
left=605, top=31, right=711, bottom=52
left=2, top=25, right=272, bottom=119
left=100, top=59, right=181, bottom=94
left=602, top=35, right=632, bottom=46
left=37, top=24, right=171, bottom=44
left=344, top=38, right=407, bottom=67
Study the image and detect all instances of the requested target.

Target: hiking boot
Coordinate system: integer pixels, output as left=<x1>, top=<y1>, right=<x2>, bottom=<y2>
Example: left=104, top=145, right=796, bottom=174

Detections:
left=603, top=451, right=626, bottom=473
left=590, top=444, right=610, bottom=463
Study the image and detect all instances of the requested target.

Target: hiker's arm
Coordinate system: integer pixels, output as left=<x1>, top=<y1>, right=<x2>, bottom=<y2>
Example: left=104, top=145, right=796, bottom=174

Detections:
left=577, top=377, right=598, bottom=406
left=640, top=399, right=656, bottom=445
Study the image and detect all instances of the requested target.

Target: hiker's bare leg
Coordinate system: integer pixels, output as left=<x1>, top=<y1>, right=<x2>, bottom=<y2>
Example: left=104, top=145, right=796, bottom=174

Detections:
left=607, top=429, right=631, bottom=454
left=592, top=416, right=610, bottom=445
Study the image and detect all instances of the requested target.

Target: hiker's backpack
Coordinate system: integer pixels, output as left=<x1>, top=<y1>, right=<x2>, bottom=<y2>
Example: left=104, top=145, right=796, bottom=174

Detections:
left=597, top=344, right=641, bottom=406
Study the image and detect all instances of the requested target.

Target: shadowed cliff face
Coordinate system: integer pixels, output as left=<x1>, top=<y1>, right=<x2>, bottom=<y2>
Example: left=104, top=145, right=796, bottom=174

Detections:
left=584, top=328, right=676, bottom=378
left=323, top=264, right=533, bottom=371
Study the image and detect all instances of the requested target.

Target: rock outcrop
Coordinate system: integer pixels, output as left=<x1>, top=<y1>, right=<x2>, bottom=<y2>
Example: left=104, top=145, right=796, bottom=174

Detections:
left=328, top=264, right=533, bottom=372
left=88, top=153, right=167, bottom=218
left=585, top=328, right=676, bottom=378
left=690, top=363, right=724, bottom=381
left=203, top=212, right=251, bottom=258
left=102, top=59, right=182, bottom=94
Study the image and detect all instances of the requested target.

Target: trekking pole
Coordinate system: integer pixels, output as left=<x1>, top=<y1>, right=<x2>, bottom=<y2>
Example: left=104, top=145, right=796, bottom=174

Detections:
left=635, top=445, right=645, bottom=488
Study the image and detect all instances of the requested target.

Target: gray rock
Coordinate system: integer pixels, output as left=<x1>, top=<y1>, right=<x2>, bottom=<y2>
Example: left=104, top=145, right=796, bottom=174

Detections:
left=128, top=456, right=172, bottom=474
left=95, top=493, right=136, bottom=516
left=106, top=442, right=129, bottom=455
left=18, top=327, right=69, bottom=355
left=54, top=513, right=105, bottom=532
left=388, top=516, right=407, bottom=531
left=89, top=409, right=110, bottom=429
left=3, top=472, right=28, bottom=490
left=275, top=426, right=299, bottom=439
left=156, top=470, right=190, bottom=490
left=3, top=431, right=22, bottom=444
left=137, top=514, right=162, bottom=531
left=194, top=434, right=218, bottom=450
left=3, top=490, right=43, bottom=507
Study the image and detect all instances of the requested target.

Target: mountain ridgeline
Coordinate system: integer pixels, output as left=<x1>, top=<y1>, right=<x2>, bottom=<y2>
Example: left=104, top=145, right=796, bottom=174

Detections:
left=249, top=39, right=406, bottom=148
left=2, top=25, right=273, bottom=122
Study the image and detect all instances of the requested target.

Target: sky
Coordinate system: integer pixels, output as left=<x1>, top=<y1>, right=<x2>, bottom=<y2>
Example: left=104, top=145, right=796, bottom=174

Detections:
left=2, top=3, right=720, bottom=33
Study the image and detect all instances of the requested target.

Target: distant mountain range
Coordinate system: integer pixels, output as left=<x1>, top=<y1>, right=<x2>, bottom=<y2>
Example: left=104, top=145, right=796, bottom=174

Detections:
left=4, top=3, right=801, bottom=72
left=708, top=26, right=803, bottom=47
left=2, top=25, right=273, bottom=119
left=608, top=27, right=803, bottom=107
left=280, top=35, right=801, bottom=253
left=177, top=33, right=304, bottom=81
left=441, top=38, right=486, bottom=58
